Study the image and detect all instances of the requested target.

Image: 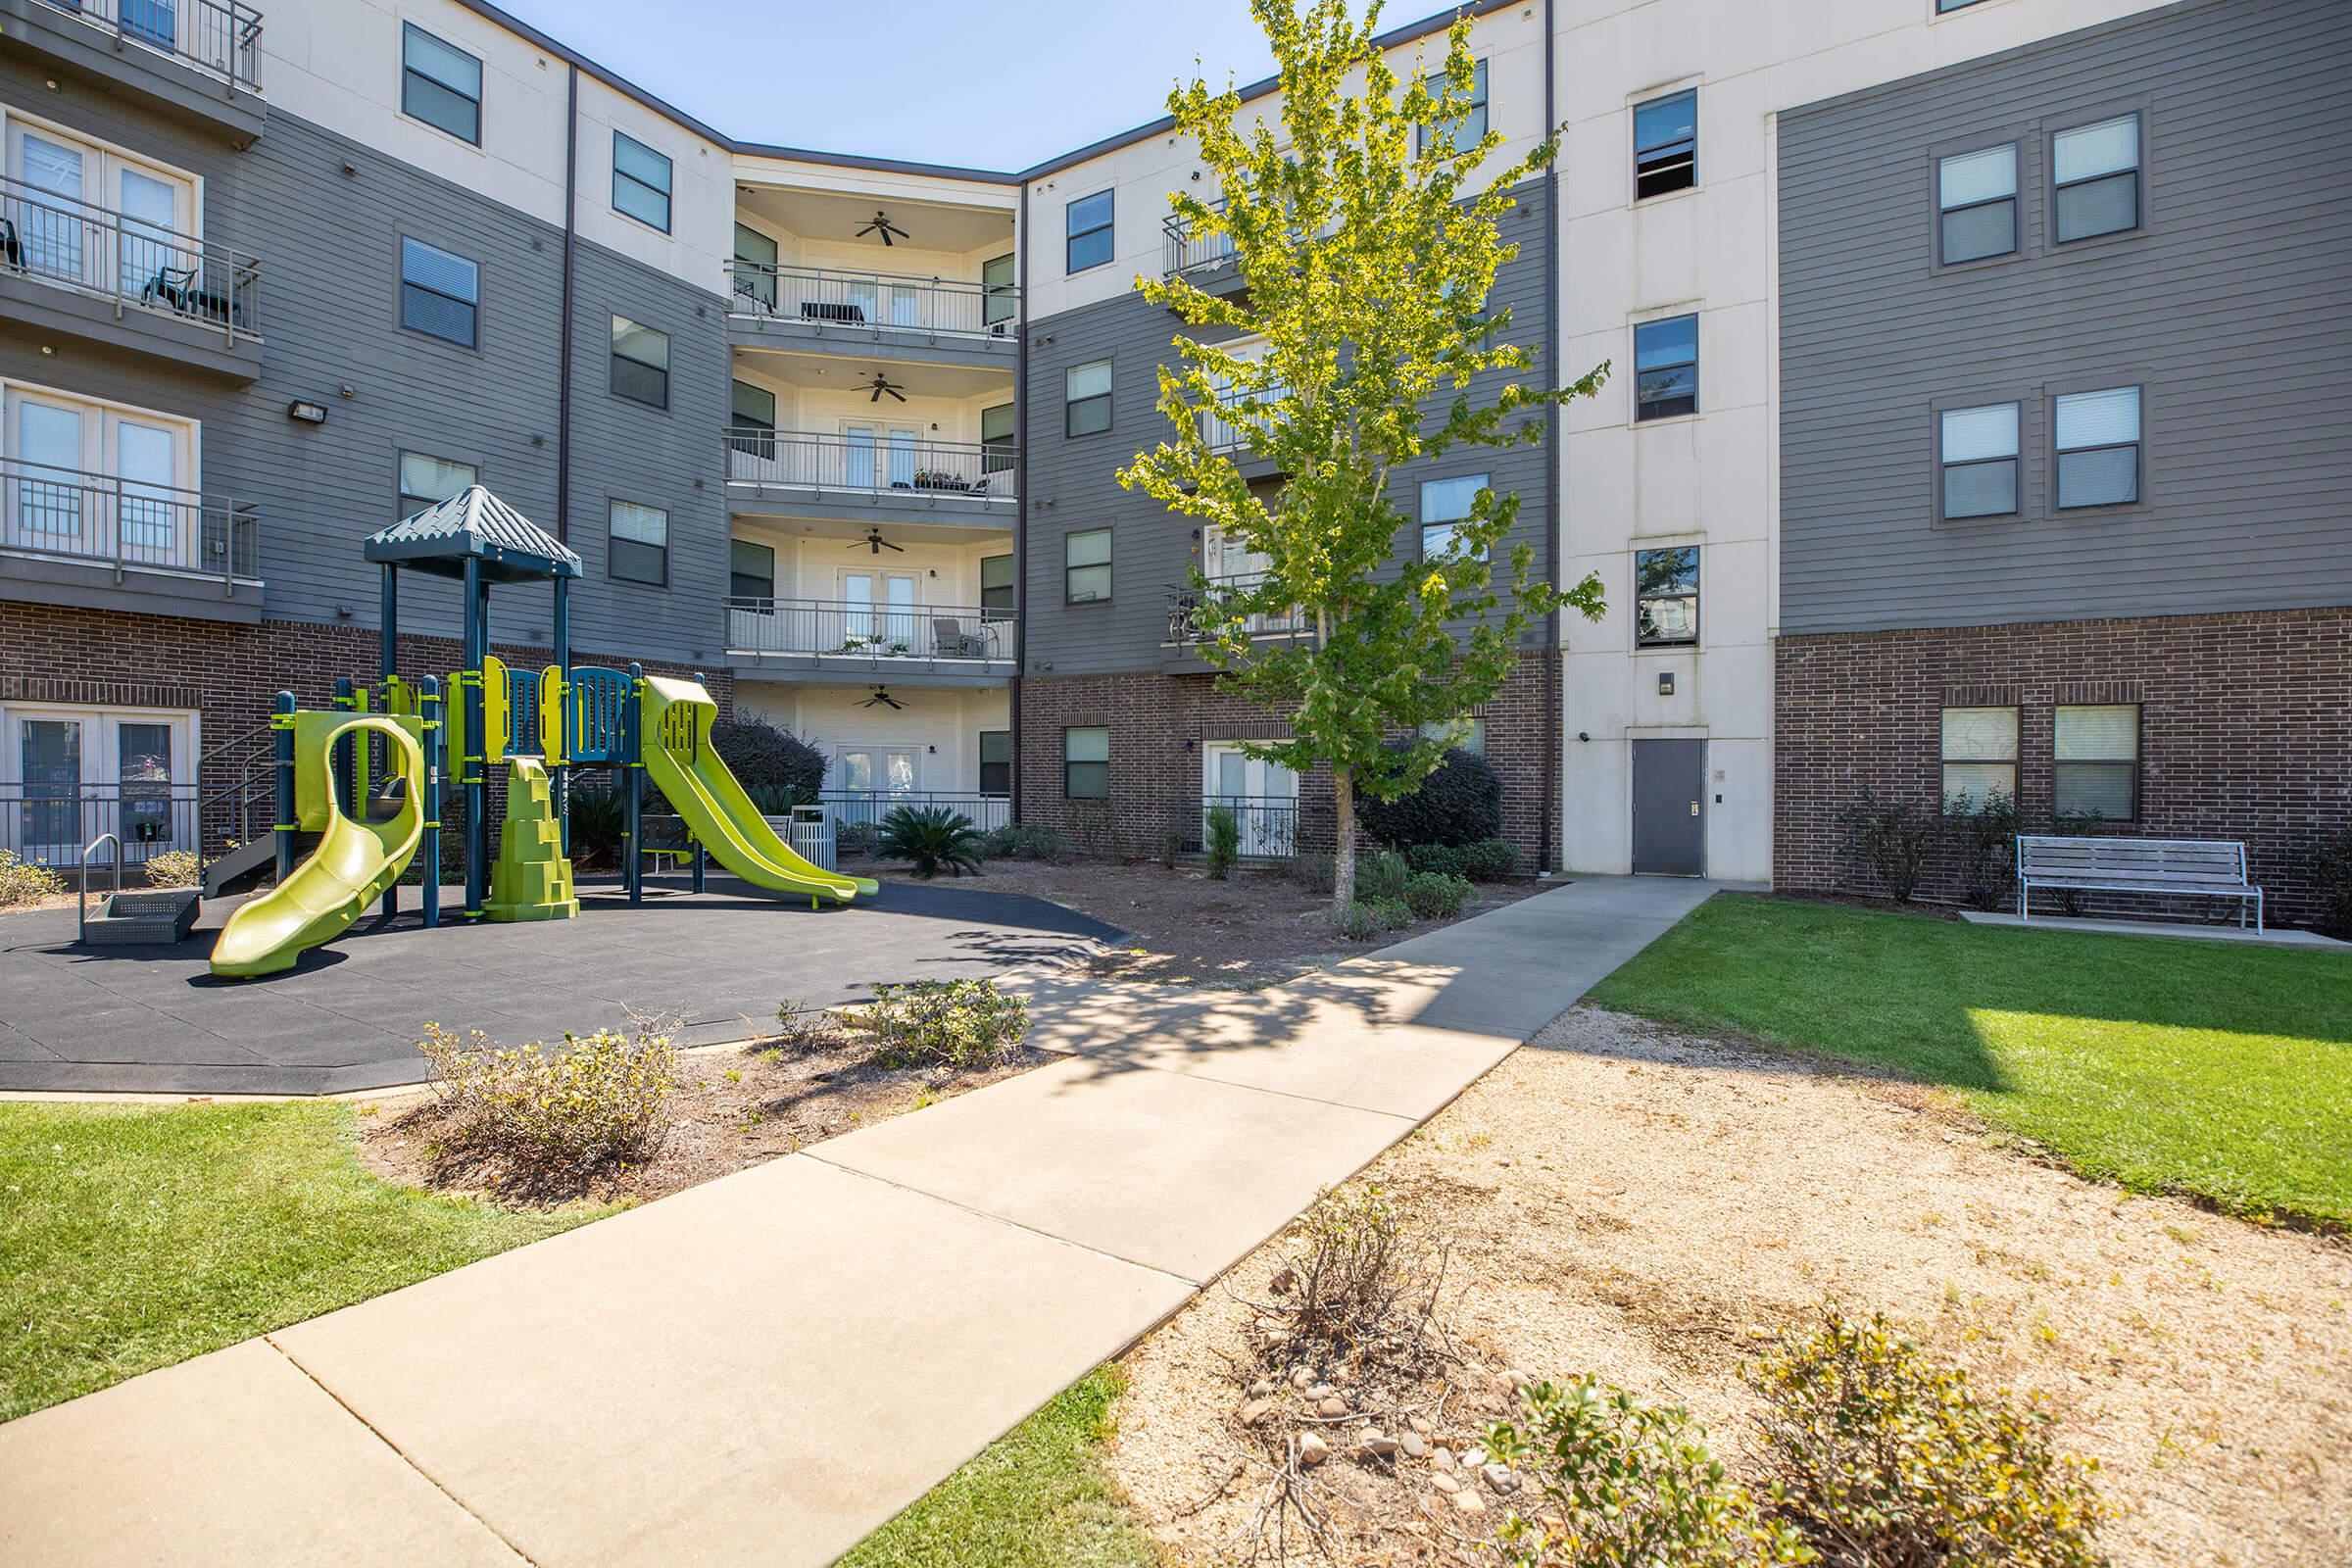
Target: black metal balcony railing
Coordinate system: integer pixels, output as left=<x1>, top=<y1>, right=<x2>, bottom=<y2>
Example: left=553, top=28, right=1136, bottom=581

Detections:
left=1177, top=793, right=1305, bottom=859
left=0, top=781, right=202, bottom=868
left=728, top=262, right=1017, bottom=341
left=26, top=0, right=264, bottom=94
left=0, top=175, right=261, bottom=341
left=1, top=456, right=259, bottom=588
left=1166, top=571, right=1309, bottom=644
left=725, top=598, right=1015, bottom=664
left=1162, top=197, right=1237, bottom=278
left=725, top=428, right=1016, bottom=503
left=824, top=790, right=1012, bottom=837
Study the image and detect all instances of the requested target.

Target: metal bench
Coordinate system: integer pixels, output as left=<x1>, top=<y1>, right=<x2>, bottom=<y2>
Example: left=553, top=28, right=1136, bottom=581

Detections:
left=2016, top=835, right=2264, bottom=932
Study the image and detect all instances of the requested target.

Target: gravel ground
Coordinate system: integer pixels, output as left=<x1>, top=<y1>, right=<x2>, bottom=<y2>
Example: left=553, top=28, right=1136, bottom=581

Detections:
left=1107, top=1005, right=2352, bottom=1568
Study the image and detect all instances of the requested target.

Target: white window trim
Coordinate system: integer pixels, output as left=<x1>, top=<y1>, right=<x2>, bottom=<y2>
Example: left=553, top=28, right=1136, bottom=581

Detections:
left=1, top=106, right=205, bottom=246
left=2, top=377, right=201, bottom=490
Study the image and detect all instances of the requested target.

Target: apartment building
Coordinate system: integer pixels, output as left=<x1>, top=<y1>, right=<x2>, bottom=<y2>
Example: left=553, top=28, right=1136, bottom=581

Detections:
left=3, top=0, right=2342, bottom=910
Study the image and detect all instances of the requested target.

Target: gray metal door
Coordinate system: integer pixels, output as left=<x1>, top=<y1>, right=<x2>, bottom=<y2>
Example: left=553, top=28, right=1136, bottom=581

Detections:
left=1632, top=739, right=1705, bottom=877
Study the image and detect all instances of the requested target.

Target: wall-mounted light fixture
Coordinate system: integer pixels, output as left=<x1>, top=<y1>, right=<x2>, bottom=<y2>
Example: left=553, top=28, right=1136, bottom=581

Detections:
left=287, top=399, right=328, bottom=424
left=1657, top=672, right=1676, bottom=696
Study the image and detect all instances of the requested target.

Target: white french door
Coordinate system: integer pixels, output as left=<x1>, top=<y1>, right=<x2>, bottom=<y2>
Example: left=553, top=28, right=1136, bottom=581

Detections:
left=841, top=570, right=917, bottom=650
left=1201, top=743, right=1298, bottom=858
left=4, top=386, right=197, bottom=566
left=4, top=119, right=197, bottom=302
left=2, top=707, right=194, bottom=866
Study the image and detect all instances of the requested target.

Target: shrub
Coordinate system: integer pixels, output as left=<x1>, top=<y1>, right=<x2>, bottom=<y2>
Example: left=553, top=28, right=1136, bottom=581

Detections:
left=565, top=782, right=625, bottom=868
left=836, top=820, right=879, bottom=858
left=0, top=850, right=65, bottom=908
left=416, top=1017, right=677, bottom=1175
left=1487, top=1378, right=1813, bottom=1568
left=980, top=822, right=1071, bottom=861
left=1943, top=788, right=2022, bottom=911
left=707, top=715, right=826, bottom=798
left=1286, top=851, right=1337, bottom=894
left=770, top=997, right=848, bottom=1051
left=743, top=783, right=810, bottom=816
left=1744, top=1304, right=2109, bottom=1568
left=1275, top=1187, right=1412, bottom=1348
left=1402, top=870, right=1472, bottom=921
left=875, top=806, right=985, bottom=878
left=1333, top=896, right=1414, bottom=942
left=1356, top=848, right=1412, bottom=903
left=1837, top=789, right=1936, bottom=903
left=140, top=850, right=203, bottom=889
left=1461, top=836, right=1526, bottom=882
left=2312, top=824, right=2352, bottom=940
left=1355, top=745, right=1503, bottom=848
left=859, top=979, right=1029, bottom=1069
left=1204, top=803, right=1242, bottom=880
left=1403, top=842, right=1467, bottom=879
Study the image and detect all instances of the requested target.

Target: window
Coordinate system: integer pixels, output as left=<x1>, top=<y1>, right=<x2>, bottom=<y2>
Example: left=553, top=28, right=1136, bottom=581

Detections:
left=1635, top=547, right=1698, bottom=645
left=1065, top=360, right=1112, bottom=437
left=2054, top=705, right=2138, bottom=821
left=1940, top=706, right=2018, bottom=808
left=980, top=554, right=1014, bottom=618
left=1419, top=473, right=1489, bottom=558
left=401, top=23, right=482, bottom=144
left=1065, top=528, right=1111, bottom=603
left=1063, top=726, right=1108, bottom=799
left=399, top=237, right=477, bottom=347
left=729, top=379, right=776, bottom=459
left=5, top=124, right=196, bottom=297
left=1633, top=89, right=1697, bottom=199
left=983, top=253, right=1017, bottom=331
left=5, top=385, right=194, bottom=564
left=612, top=131, right=672, bottom=232
left=1066, top=189, right=1114, bottom=273
left=398, top=451, right=475, bottom=518
left=3, top=706, right=195, bottom=862
left=732, top=223, right=777, bottom=309
left=611, top=316, right=670, bottom=409
left=979, top=730, right=1012, bottom=796
left=1417, top=58, right=1489, bottom=158
left=1937, top=0, right=1992, bottom=10
left=728, top=538, right=774, bottom=603
left=2054, top=386, right=2140, bottom=509
left=982, top=402, right=1016, bottom=474
left=2054, top=114, right=2140, bottom=242
left=1939, top=402, right=2020, bottom=519
left=1937, top=144, right=2018, bottom=264
left=609, top=499, right=668, bottom=585
left=1634, top=314, right=1698, bottom=420
left=1421, top=716, right=1486, bottom=757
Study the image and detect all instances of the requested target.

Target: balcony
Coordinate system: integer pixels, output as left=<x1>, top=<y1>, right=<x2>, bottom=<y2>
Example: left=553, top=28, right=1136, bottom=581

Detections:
left=1, top=0, right=266, bottom=142
left=0, top=455, right=262, bottom=620
left=728, top=262, right=1017, bottom=370
left=1164, top=571, right=1308, bottom=669
left=1162, top=198, right=1240, bottom=283
left=0, top=175, right=263, bottom=377
left=724, top=597, right=1014, bottom=687
left=726, top=429, right=1016, bottom=530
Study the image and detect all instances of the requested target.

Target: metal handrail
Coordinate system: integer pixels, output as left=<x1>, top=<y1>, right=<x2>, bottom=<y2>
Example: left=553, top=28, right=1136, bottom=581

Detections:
left=727, top=261, right=1017, bottom=339
left=1167, top=570, right=1309, bottom=642
left=27, top=0, right=264, bottom=94
left=724, top=428, right=1017, bottom=500
left=77, top=833, right=123, bottom=941
left=723, top=597, right=1015, bottom=662
left=1162, top=196, right=1237, bottom=277
left=0, top=454, right=260, bottom=589
left=0, top=174, right=262, bottom=342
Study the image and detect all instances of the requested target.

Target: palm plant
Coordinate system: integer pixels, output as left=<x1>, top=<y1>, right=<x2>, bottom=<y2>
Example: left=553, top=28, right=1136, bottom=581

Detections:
left=875, top=806, right=985, bottom=879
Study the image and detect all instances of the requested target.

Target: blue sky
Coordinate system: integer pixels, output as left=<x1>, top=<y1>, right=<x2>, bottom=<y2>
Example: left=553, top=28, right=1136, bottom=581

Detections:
left=494, top=0, right=1453, bottom=172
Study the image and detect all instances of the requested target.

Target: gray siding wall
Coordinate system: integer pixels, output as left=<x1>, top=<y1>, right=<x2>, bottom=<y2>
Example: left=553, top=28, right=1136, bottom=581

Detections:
left=0, top=56, right=730, bottom=664
left=1019, top=175, right=1556, bottom=676
left=1777, top=0, right=2352, bottom=635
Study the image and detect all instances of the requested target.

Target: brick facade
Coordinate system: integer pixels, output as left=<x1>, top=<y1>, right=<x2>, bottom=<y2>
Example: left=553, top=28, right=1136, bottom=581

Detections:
left=1776, top=608, right=2352, bottom=926
left=1014, top=653, right=1559, bottom=868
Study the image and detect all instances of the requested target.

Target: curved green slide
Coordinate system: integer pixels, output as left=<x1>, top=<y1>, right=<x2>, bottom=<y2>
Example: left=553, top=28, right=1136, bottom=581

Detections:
left=639, top=676, right=878, bottom=904
left=211, top=713, right=426, bottom=979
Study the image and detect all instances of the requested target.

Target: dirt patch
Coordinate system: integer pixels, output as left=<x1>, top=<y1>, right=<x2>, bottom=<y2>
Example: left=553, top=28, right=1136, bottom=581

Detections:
left=1108, top=1005, right=2352, bottom=1567
left=878, top=858, right=1547, bottom=989
left=359, top=1030, right=1042, bottom=1209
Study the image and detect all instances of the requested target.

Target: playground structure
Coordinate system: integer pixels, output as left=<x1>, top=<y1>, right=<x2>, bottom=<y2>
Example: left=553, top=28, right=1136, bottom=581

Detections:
left=203, top=487, right=874, bottom=979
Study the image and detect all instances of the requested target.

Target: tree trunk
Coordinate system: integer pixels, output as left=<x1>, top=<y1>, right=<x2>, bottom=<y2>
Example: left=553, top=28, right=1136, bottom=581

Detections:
left=1332, top=767, right=1356, bottom=909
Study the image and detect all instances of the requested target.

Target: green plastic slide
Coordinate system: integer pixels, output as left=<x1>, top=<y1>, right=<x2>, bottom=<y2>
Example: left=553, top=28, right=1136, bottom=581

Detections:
left=210, top=713, right=425, bottom=979
left=639, top=676, right=878, bottom=904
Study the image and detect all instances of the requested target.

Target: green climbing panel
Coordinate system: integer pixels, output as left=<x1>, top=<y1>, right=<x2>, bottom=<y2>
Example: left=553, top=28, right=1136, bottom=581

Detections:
left=484, top=756, right=579, bottom=922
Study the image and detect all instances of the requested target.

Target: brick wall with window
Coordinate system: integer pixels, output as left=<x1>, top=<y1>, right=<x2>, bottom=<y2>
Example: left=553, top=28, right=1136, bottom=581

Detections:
left=1774, top=608, right=2352, bottom=926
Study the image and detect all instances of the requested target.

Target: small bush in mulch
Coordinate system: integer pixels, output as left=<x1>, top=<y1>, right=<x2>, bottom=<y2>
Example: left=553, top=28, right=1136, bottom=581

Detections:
left=1333, top=898, right=1415, bottom=942
left=1402, top=872, right=1472, bottom=921
left=0, top=850, right=65, bottom=908
left=857, top=978, right=1030, bottom=1070
left=875, top=806, right=986, bottom=879
left=981, top=823, right=1072, bottom=862
left=1459, top=837, right=1525, bottom=883
left=139, top=850, right=204, bottom=889
left=414, top=1016, right=677, bottom=1187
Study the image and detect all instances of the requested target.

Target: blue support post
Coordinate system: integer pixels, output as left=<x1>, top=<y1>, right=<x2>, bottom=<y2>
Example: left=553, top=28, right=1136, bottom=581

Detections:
left=418, top=674, right=442, bottom=929
left=552, top=575, right=570, bottom=856
left=624, top=662, right=644, bottom=905
left=270, top=690, right=296, bottom=884
left=378, top=564, right=398, bottom=682
left=690, top=668, right=708, bottom=893
left=463, top=559, right=488, bottom=920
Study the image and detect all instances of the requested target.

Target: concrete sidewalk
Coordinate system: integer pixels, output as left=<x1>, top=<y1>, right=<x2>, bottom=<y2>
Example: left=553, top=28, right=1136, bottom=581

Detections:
left=0, top=875, right=1716, bottom=1568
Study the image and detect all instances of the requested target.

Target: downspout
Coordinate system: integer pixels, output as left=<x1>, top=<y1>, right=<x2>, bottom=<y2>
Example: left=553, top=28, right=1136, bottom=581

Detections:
left=555, top=63, right=579, bottom=546
left=1540, top=0, right=1562, bottom=875
left=1010, top=182, right=1030, bottom=824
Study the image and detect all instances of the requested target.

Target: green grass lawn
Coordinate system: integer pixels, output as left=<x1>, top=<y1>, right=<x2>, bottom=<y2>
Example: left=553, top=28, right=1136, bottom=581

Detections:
left=0, top=1099, right=609, bottom=1422
left=841, top=1366, right=1160, bottom=1568
left=1590, top=894, right=2352, bottom=1230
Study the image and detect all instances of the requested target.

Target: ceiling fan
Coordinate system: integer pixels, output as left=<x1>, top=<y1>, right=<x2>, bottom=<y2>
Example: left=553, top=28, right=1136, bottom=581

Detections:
left=848, top=527, right=906, bottom=555
left=857, top=210, right=908, bottom=246
left=858, top=686, right=906, bottom=710
left=863, top=372, right=907, bottom=403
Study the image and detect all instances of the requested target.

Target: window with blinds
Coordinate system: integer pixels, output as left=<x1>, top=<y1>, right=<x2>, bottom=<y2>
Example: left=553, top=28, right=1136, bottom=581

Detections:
left=1941, top=706, right=2018, bottom=808
left=2054, top=705, right=2138, bottom=821
left=2055, top=386, right=2140, bottom=509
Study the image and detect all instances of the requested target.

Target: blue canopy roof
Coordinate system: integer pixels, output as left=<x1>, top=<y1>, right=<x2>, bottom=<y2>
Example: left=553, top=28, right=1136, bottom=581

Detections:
left=364, top=485, right=583, bottom=582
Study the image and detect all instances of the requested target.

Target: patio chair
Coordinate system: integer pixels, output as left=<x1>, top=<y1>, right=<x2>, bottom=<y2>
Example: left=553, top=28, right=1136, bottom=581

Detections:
left=0, top=218, right=21, bottom=270
left=141, top=265, right=198, bottom=315
left=932, top=618, right=990, bottom=659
